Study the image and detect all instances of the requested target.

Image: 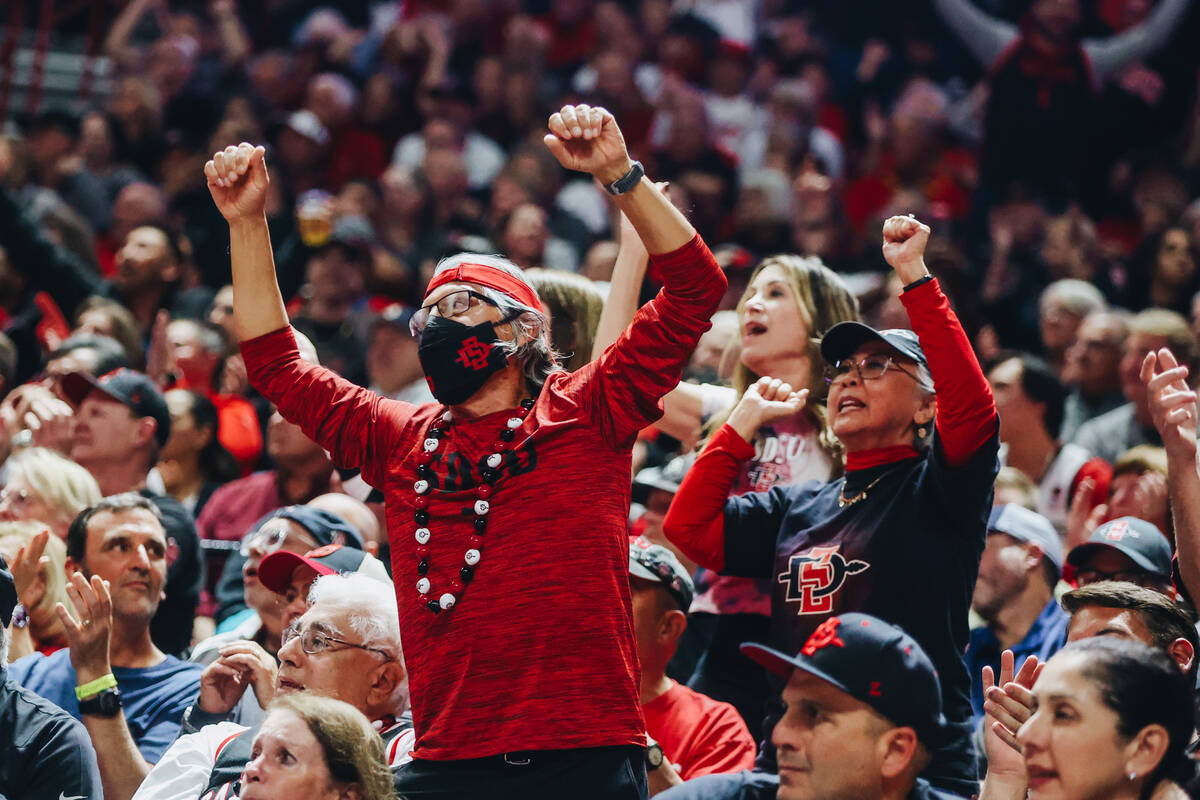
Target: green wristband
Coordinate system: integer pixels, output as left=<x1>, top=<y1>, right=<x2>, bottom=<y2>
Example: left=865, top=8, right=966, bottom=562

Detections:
left=75, top=673, right=117, bottom=700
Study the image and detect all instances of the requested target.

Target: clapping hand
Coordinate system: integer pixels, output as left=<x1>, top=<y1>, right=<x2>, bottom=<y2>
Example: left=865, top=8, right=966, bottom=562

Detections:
left=56, top=572, right=114, bottom=683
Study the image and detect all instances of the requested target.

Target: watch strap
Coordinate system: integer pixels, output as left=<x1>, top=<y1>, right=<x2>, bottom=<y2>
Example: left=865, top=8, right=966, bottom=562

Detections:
left=75, top=673, right=118, bottom=700
left=604, top=161, right=644, bottom=196
left=902, top=274, right=934, bottom=292
left=78, top=687, right=122, bottom=717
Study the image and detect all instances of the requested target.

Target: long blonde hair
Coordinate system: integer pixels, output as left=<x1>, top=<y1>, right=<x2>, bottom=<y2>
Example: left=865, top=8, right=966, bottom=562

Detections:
left=709, top=254, right=861, bottom=469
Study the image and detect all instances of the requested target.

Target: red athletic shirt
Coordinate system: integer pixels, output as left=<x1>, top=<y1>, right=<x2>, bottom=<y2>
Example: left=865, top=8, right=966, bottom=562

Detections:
left=643, top=681, right=757, bottom=780
left=241, top=235, right=726, bottom=760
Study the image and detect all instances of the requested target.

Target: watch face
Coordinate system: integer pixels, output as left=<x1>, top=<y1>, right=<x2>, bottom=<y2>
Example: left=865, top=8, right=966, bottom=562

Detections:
left=646, top=744, right=664, bottom=768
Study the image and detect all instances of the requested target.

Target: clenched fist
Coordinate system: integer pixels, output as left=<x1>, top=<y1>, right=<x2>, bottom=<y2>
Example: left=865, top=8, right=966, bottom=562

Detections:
left=205, top=142, right=269, bottom=225
left=881, top=215, right=932, bottom=284
left=543, top=104, right=633, bottom=185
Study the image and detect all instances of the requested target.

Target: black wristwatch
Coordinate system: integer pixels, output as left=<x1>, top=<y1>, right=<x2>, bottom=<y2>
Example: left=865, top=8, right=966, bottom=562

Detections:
left=645, top=740, right=664, bottom=771
left=78, top=687, right=122, bottom=717
left=604, top=161, right=645, bottom=196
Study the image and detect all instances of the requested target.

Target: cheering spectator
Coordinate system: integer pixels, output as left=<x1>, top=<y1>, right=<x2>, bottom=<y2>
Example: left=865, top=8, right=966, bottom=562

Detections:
left=6, top=494, right=202, bottom=799
left=664, top=216, right=998, bottom=796
left=1062, top=583, right=1197, bottom=679
left=207, top=101, right=725, bottom=796
left=0, top=554, right=103, bottom=798
left=240, top=694, right=396, bottom=800
left=595, top=201, right=859, bottom=737
left=966, top=505, right=1067, bottom=724
left=1037, top=280, right=1105, bottom=378
left=133, top=573, right=411, bottom=800
left=628, top=539, right=755, bottom=795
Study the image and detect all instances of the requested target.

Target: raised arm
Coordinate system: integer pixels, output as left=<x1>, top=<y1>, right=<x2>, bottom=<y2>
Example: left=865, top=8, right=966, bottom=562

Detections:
left=882, top=216, right=997, bottom=466
left=663, top=379, right=805, bottom=571
left=206, top=144, right=409, bottom=481
left=204, top=144, right=288, bottom=342
left=545, top=105, right=726, bottom=444
left=1140, top=348, right=1200, bottom=598
left=589, top=195, right=707, bottom=449
left=1084, top=0, right=1193, bottom=78
left=932, top=0, right=1020, bottom=66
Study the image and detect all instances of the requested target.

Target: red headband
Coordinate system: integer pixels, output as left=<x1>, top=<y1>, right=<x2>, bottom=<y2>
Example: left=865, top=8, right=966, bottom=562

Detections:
left=424, top=262, right=542, bottom=313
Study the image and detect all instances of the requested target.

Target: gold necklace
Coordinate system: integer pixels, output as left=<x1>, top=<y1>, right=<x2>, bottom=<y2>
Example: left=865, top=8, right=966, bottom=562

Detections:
left=837, top=472, right=890, bottom=508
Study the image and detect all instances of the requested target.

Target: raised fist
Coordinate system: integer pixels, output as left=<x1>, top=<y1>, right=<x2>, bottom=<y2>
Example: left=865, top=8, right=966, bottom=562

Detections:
left=543, top=104, right=633, bottom=186
left=881, top=215, right=932, bottom=282
left=205, top=142, right=269, bottom=224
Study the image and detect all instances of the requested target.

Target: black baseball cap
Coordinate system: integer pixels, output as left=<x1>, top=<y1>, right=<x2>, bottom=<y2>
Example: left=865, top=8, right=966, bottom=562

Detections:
left=61, top=369, right=171, bottom=447
left=632, top=455, right=692, bottom=505
left=248, top=506, right=365, bottom=551
left=258, top=543, right=390, bottom=594
left=1066, top=516, right=1173, bottom=579
left=0, top=554, right=16, bottom=628
left=820, top=322, right=927, bottom=368
left=741, top=613, right=946, bottom=745
left=629, top=538, right=694, bottom=612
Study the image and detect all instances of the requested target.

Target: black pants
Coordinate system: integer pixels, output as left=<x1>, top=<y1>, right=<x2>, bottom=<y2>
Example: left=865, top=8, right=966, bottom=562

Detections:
left=393, top=746, right=647, bottom=800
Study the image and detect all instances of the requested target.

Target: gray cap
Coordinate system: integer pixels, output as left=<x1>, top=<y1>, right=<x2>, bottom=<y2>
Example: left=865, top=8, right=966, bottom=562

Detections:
left=989, top=504, right=1064, bottom=572
left=629, top=538, right=694, bottom=612
left=632, top=454, right=692, bottom=502
left=820, top=322, right=926, bottom=368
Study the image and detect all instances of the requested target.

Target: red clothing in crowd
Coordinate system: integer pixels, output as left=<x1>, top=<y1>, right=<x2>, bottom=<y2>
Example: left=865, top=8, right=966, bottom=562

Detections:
left=241, top=235, right=727, bottom=760
left=643, top=681, right=757, bottom=780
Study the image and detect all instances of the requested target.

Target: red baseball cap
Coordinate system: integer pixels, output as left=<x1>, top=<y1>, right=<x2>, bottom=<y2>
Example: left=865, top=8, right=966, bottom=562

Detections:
left=258, top=543, right=389, bottom=594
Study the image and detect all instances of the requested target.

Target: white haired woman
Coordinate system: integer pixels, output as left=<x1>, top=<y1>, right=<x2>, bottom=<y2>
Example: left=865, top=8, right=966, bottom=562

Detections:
left=664, top=216, right=999, bottom=798
left=0, top=447, right=102, bottom=540
left=205, top=103, right=726, bottom=799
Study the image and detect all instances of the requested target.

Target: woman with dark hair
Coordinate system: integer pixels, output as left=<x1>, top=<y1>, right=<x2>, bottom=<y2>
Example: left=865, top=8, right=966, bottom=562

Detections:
left=156, top=389, right=242, bottom=517
left=1014, top=638, right=1194, bottom=799
left=1125, top=227, right=1200, bottom=317
left=664, top=215, right=999, bottom=796
left=240, top=694, right=395, bottom=800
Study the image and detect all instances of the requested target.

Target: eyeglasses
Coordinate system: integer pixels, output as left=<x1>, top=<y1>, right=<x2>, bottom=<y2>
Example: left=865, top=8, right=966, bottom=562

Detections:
left=240, top=521, right=294, bottom=558
left=281, top=623, right=393, bottom=660
left=0, top=487, right=30, bottom=508
left=410, top=290, right=498, bottom=336
left=825, top=354, right=920, bottom=385
left=1074, top=568, right=1161, bottom=589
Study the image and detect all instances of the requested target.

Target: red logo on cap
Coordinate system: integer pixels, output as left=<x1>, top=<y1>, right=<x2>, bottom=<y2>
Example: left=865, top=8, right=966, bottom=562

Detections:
left=1105, top=520, right=1131, bottom=541
left=305, top=544, right=343, bottom=558
left=456, top=337, right=492, bottom=371
left=869, top=681, right=882, bottom=697
left=801, top=616, right=846, bottom=656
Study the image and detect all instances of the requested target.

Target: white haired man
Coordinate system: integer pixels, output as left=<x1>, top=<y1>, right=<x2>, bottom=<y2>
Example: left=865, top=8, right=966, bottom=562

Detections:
left=132, top=572, right=410, bottom=800
left=205, top=102, right=726, bottom=798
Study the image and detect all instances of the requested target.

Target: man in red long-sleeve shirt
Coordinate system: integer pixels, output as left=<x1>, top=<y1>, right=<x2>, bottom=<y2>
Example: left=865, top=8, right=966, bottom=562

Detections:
left=204, top=104, right=726, bottom=800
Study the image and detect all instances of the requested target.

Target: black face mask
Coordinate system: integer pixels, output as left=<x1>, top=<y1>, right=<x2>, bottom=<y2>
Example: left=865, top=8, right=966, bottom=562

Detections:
left=418, top=315, right=510, bottom=405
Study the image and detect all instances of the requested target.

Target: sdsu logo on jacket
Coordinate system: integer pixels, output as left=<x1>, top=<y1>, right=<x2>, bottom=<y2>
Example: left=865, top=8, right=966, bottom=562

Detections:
left=778, top=545, right=870, bottom=615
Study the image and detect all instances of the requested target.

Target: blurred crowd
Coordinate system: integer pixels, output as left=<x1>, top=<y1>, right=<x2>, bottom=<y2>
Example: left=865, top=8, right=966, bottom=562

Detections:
left=1, top=0, right=1200, bottom=798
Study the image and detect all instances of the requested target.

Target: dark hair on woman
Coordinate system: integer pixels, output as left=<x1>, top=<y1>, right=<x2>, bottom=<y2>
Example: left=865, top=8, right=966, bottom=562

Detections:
left=1065, top=637, right=1196, bottom=795
left=178, top=391, right=242, bottom=485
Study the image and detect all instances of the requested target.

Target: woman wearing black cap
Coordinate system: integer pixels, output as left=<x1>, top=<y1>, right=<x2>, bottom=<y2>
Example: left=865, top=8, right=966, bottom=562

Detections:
left=664, top=215, right=999, bottom=797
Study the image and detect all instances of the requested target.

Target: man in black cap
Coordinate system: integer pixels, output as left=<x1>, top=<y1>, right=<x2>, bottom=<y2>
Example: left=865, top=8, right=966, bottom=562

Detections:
left=0, top=554, right=103, bottom=798
left=741, top=613, right=957, bottom=800
left=61, top=368, right=204, bottom=656
left=1066, top=516, right=1174, bottom=595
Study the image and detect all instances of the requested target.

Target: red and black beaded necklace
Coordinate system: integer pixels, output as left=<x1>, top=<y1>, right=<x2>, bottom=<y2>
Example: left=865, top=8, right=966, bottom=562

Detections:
left=411, top=398, right=535, bottom=613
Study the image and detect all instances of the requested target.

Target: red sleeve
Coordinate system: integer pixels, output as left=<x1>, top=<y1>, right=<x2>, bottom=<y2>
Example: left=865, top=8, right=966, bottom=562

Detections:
left=900, top=278, right=998, bottom=466
left=239, top=327, right=412, bottom=487
left=662, top=424, right=754, bottom=572
left=578, top=234, right=727, bottom=445
left=677, top=703, right=759, bottom=780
